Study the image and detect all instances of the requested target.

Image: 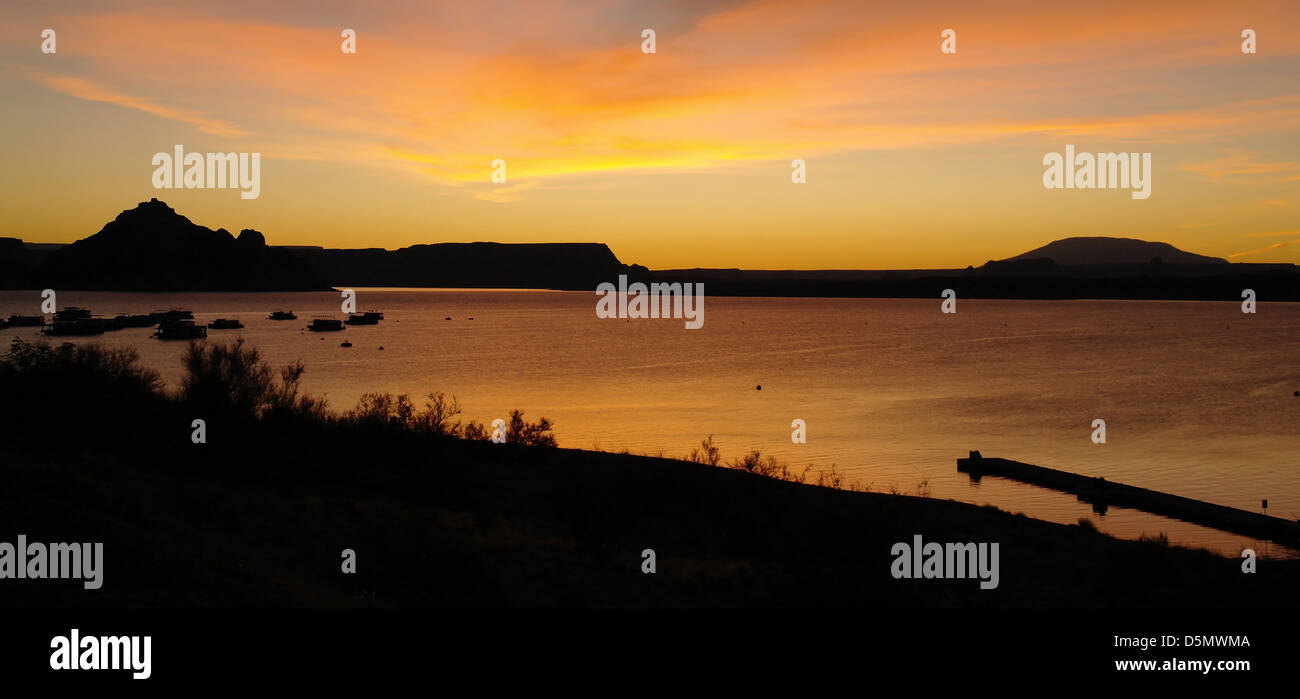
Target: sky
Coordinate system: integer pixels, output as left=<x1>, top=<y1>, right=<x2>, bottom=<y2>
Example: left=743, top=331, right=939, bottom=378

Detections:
left=1, top=0, right=1298, bottom=269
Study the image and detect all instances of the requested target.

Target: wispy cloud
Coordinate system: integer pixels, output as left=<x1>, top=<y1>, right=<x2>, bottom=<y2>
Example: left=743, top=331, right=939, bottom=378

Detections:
left=1182, top=152, right=1300, bottom=183
left=1229, top=231, right=1300, bottom=258
left=37, top=74, right=245, bottom=138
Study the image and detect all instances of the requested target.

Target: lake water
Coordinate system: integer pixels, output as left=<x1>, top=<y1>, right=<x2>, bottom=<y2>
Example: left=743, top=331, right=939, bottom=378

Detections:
left=4, top=289, right=1297, bottom=556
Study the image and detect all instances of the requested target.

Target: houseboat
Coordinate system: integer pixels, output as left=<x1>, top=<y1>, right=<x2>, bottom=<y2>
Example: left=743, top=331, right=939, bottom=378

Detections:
left=268, top=310, right=297, bottom=321
left=345, top=313, right=379, bottom=326
left=42, top=318, right=109, bottom=336
left=207, top=318, right=245, bottom=330
left=307, top=317, right=345, bottom=332
left=153, top=309, right=194, bottom=322
left=54, top=307, right=93, bottom=322
left=153, top=320, right=207, bottom=340
left=6, top=314, right=45, bottom=327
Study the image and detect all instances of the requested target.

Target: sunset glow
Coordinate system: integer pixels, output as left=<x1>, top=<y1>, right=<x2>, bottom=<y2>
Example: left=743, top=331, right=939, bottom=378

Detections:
left=2, top=0, right=1298, bottom=267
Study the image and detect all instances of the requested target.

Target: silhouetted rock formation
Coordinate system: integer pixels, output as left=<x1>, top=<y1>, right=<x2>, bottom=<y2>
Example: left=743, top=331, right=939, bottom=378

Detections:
left=27, top=199, right=329, bottom=291
left=0, top=238, right=42, bottom=289
left=1003, top=237, right=1228, bottom=266
left=286, top=242, right=646, bottom=290
left=5, top=209, right=1293, bottom=299
left=650, top=236, right=1296, bottom=300
left=978, top=257, right=1062, bottom=278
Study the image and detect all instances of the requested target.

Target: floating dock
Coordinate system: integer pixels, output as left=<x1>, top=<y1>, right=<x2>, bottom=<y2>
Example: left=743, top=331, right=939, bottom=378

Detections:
left=957, top=454, right=1300, bottom=546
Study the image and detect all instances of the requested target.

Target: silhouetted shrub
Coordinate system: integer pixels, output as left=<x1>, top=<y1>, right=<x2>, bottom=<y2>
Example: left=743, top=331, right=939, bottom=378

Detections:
left=179, top=339, right=325, bottom=420
left=2, top=337, right=160, bottom=396
left=343, top=391, right=512, bottom=442
left=688, top=435, right=721, bottom=466
left=729, top=449, right=807, bottom=483
left=420, top=392, right=463, bottom=436
left=506, top=409, right=557, bottom=447
left=688, top=434, right=861, bottom=490
left=0, top=338, right=164, bottom=441
left=459, top=419, right=490, bottom=441
left=347, top=392, right=418, bottom=429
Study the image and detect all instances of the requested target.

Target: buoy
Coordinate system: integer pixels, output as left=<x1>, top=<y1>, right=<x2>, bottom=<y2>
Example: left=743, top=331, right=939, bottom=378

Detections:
left=379, top=346, right=384, bottom=350
left=445, top=316, right=452, bottom=320
left=756, top=385, right=762, bottom=391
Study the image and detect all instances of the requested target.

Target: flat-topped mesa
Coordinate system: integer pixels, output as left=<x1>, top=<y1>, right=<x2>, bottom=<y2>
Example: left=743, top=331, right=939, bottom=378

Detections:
left=287, top=241, right=645, bottom=290
left=1001, top=237, right=1228, bottom=266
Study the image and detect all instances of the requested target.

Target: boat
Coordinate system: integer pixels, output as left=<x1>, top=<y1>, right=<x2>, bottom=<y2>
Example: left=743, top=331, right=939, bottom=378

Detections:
left=363, top=310, right=383, bottom=320
left=54, top=307, right=93, bottom=322
left=345, top=313, right=379, bottom=326
left=41, top=318, right=109, bottom=336
left=207, top=318, right=245, bottom=330
left=340, top=341, right=353, bottom=347
left=306, top=317, right=345, bottom=332
left=153, top=309, right=194, bottom=322
left=6, top=314, right=45, bottom=327
left=268, top=310, right=297, bottom=321
left=153, top=320, right=207, bottom=340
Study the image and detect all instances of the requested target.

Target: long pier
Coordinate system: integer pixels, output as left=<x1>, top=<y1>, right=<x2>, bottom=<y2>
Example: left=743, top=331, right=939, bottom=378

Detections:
left=957, top=453, right=1300, bottom=546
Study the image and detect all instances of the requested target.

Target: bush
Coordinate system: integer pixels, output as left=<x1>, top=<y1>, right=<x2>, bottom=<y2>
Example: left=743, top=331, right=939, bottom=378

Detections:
left=2, top=337, right=160, bottom=396
left=728, top=449, right=807, bottom=483
left=2, top=337, right=553, bottom=449
left=688, top=435, right=721, bottom=466
left=506, top=409, right=557, bottom=447
left=0, top=338, right=164, bottom=441
left=179, top=339, right=326, bottom=420
left=343, top=391, right=528, bottom=442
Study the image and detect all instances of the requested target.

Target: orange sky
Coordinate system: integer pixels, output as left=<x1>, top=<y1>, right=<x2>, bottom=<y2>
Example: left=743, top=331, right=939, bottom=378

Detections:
left=1, top=0, right=1298, bottom=268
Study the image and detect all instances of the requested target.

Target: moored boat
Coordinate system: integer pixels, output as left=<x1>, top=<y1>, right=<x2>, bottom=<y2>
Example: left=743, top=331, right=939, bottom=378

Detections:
left=345, top=313, right=379, bottom=325
left=54, top=307, right=93, bottom=322
left=154, top=309, right=194, bottom=322
left=207, top=318, right=245, bottom=329
left=307, top=317, right=345, bottom=332
left=268, top=310, right=297, bottom=321
left=6, top=314, right=45, bottom=327
left=153, top=320, right=207, bottom=340
left=41, top=318, right=110, bottom=336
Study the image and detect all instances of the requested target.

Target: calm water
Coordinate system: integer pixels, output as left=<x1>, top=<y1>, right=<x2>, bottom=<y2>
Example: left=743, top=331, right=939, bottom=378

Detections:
left=4, top=289, right=1298, bottom=556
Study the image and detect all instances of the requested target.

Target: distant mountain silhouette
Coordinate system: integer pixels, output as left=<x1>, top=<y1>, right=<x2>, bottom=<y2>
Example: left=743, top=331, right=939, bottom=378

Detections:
left=17, top=199, right=328, bottom=291
left=286, top=242, right=646, bottom=290
left=0, top=237, right=40, bottom=289
left=4, top=206, right=1293, bottom=299
left=1002, top=237, right=1228, bottom=266
left=649, top=236, right=1294, bottom=300
left=0, top=199, right=648, bottom=291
